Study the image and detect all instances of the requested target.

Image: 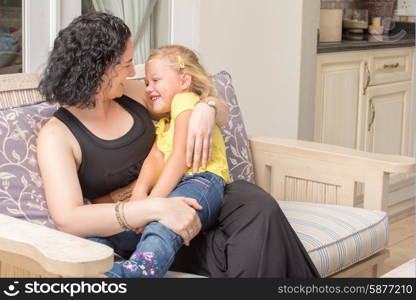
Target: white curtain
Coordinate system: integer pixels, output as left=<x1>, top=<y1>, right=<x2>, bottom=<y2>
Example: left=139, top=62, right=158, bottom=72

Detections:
left=92, top=0, right=158, bottom=64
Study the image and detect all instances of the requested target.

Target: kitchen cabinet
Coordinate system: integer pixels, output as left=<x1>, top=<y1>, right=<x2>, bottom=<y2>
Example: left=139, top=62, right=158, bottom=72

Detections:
left=315, top=47, right=415, bottom=209
left=361, top=81, right=411, bottom=156
left=314, top=51, right=367, bottom=149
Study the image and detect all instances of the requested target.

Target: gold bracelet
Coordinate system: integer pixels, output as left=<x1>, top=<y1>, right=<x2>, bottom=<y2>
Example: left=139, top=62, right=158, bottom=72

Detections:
left=115, top=201, right=133, bottom=231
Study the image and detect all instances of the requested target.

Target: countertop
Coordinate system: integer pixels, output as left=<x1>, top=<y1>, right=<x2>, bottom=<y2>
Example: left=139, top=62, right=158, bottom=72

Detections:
left=318, top=34, right=416, bottom=53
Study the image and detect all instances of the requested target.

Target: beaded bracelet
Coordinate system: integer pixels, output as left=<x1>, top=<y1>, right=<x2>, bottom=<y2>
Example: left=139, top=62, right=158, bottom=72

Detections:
left=115, top=201, right=133, bottom=231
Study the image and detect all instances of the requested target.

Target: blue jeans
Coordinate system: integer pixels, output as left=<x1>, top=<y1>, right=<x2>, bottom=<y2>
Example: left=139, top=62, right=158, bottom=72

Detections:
left=88, top=171, right=225, bottom=278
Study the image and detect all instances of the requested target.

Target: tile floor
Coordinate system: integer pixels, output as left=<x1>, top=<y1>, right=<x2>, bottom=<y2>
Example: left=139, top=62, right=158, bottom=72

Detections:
left=381, top=214, right=416, bottom=276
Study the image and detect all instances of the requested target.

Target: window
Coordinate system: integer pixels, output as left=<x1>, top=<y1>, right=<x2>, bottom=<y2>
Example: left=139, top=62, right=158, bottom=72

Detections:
left=0, top=0, right=22, bottom=74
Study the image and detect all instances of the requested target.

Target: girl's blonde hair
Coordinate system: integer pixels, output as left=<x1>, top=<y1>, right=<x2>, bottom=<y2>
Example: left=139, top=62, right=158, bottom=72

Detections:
left=146, top=45, right=217, bottom=98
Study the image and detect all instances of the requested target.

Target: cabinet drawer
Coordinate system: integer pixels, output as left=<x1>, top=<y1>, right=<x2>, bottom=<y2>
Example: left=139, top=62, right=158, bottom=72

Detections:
left=368, top=48, right=413, bottom=86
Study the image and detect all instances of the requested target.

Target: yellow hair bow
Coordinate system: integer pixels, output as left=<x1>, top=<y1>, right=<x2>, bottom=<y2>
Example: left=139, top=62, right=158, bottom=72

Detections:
left=177, top=55, right=185, bottom=69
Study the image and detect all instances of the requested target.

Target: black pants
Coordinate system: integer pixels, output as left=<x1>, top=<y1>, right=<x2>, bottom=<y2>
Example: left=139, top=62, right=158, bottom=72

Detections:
left=170, top=180, right=320, bottom=278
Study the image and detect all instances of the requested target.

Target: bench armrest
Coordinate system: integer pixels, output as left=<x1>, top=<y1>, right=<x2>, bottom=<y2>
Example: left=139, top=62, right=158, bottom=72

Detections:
left=0, top=214, right=113, bottom=277
left=249, top=136, right=415, bottom=211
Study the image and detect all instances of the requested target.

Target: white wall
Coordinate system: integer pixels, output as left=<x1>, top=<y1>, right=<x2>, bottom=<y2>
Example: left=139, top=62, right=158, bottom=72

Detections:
left=172, top=0, right=320, bottom=139
left=170, top=0, right=200, bottom=49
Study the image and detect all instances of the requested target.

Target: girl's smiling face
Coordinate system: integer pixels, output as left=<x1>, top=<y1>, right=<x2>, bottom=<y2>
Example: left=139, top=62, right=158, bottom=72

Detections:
left=144, top=57, right=186, bottom=114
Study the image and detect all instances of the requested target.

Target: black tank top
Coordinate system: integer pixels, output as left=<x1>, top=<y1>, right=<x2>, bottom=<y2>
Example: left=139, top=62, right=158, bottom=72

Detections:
left=53, top=95, right=155, bottom=199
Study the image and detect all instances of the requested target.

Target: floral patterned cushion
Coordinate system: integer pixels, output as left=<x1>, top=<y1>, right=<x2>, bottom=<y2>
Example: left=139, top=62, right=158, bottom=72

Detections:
left=0, top=101, right=58, bottom=228
left=213, top=71, right=255, bottom=183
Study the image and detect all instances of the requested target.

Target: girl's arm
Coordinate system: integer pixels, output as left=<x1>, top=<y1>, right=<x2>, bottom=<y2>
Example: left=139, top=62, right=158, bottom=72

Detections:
left=132, top=142, right=164, bottom=200
left=149, top=111, right=192, bottom=198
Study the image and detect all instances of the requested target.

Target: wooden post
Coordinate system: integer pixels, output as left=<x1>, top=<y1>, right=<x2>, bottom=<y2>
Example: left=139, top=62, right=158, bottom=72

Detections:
left=364, top=172, right=389, bottom=211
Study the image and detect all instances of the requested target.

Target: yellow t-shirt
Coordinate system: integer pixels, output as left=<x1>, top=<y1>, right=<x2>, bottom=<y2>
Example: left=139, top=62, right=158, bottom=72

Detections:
left=155, top=92, right=230, bottom=183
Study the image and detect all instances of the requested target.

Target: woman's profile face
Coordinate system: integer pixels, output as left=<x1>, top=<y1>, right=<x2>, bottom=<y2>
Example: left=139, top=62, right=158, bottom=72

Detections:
left=99, top=38, right=135, bottom=101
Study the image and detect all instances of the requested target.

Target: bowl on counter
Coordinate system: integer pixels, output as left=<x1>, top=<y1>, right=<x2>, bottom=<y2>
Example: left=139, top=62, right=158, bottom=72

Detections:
left=343, top=9, right=368, bottom=34
left=343, top=19, right=368, bottom=32
left=368, top=25, right=384, bottom=35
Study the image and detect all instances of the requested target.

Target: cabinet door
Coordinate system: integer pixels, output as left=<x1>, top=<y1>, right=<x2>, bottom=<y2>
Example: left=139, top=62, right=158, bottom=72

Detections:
left=315, top=52, right=367, bottom=149
left=360, top=81, right=412, bottom=156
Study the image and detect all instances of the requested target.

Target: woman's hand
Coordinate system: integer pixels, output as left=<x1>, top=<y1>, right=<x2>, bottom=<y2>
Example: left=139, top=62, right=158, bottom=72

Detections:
left=186, top=102, right=215, bottom=171
left=154, top=197, right=202, bottom=246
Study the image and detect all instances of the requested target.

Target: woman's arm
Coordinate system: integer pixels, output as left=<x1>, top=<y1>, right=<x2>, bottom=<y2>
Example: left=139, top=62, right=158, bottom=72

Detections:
left=201, top=96, right=229, bottom=127
left=185, top=97, right=228, bottom=171
left=149, top=111, right=191, bottom=198
left=37, top=119, right=201, bottom=244
left=36, top=120, right=156, bottom=237
left=132, top=142, right=164, bottom=199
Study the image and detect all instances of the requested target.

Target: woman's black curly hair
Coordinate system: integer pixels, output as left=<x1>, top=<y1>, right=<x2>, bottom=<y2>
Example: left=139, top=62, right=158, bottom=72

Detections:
left=39, top=12, right=131, bottom=108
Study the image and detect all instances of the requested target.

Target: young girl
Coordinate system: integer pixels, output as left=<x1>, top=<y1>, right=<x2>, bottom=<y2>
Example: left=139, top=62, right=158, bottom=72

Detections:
left=106, top=45, right=229, bottom=278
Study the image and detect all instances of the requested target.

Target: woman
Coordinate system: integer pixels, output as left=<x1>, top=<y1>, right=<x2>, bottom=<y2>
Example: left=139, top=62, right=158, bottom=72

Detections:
left=37, top=12, right=319, bottom=278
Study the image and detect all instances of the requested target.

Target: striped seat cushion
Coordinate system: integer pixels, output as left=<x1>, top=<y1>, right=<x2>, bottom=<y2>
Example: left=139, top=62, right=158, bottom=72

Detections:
left=279, top=201, right=389, bottom=277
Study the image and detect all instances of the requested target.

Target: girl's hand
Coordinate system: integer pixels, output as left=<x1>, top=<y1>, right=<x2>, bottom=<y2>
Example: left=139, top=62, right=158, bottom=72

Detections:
left=131, top=190, right=148, bottom=202
left=154, top=197, right=202, bottom=246
left=134, top=226, right=145, bottom=234
left=110, top=180, right=137, bottom=202
left=186, top=102, right=215, bottom=171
